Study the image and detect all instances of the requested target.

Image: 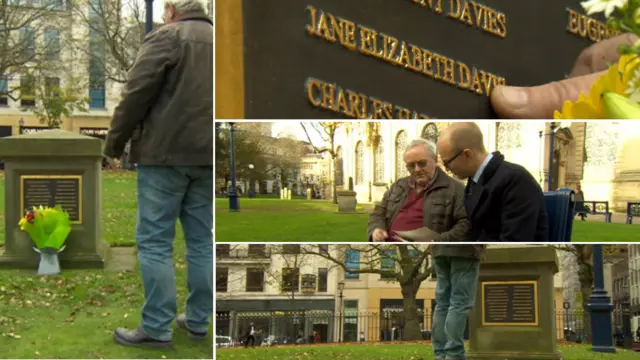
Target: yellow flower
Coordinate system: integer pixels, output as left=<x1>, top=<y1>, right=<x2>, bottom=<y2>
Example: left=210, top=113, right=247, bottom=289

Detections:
left=554, top=54, right=640, bottom=119
left=19, top=217, right=27, bottom=231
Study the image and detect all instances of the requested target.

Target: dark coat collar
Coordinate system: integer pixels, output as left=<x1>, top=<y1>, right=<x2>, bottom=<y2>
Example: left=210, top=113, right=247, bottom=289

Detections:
left=476, top=151, right=505, bottom=185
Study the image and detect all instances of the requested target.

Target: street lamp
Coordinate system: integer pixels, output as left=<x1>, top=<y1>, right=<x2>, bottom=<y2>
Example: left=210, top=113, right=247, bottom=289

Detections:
left=338, top=281, right=345, bottom=343
left=228, top=122, right=239, bottom=212
left=588, top=244, right=615, bottom=353
left=145, top=0, right=154, bottom=34
left=548, top=122, right=558, bottom=192
left=248, top=164, right=255, bottom=198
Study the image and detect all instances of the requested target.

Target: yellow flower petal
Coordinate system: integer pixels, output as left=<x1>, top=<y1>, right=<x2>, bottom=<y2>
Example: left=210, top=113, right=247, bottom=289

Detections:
left=555, top=54, right=640, bottom=119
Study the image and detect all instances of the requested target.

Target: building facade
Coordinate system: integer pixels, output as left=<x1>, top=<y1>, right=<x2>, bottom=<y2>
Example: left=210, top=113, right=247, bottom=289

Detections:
left=0, top=0, right=141, bottom=139
left=332, top=121, right=640, bottom=213
left=215, top=244, right=565, bottom=343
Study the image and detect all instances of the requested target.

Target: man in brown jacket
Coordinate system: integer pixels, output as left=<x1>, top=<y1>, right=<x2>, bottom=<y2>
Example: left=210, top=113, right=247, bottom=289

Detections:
left=368, top=138, right=468, bottom=242
left=105, top=0, right=213, bottom=348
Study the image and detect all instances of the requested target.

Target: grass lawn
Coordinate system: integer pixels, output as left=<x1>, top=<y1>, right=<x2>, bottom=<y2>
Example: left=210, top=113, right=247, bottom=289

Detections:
left=0, top=171, right=213, bottom=359
left=215, top=343, right=638, bottom=360
left=215, top=198, right=640, bottom=242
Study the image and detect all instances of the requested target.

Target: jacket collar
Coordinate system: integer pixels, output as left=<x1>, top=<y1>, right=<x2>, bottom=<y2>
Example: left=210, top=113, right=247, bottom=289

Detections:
left=475, top=151, right=505, bottom=185
left=178, top=11, right=213, bottom=25
left=398, top=167, right=452, bottom=192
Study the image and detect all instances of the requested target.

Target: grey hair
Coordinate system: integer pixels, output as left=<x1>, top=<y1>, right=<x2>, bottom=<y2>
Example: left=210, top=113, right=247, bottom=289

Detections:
left=166, top=0, right=205, bottom=14
left=405, top=138, right=437, bottom=159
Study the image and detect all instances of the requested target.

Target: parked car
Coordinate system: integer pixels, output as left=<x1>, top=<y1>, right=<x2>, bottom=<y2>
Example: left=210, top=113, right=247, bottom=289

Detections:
left=215, top=335, right=234, bottom=348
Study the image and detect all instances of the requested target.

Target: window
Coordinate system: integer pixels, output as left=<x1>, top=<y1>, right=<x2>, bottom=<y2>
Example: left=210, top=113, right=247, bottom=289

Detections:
left=89, top=74, right=106, bottom=108
left=248, top=244, right=267, bottom=257
left=374, top=139, right=384, bottom=183
left=0, top=76, right=8, bottom=106
left=318, top=268, right=328, bottom=292
left=335, top=146, right=344, bottom=186
left=45, top=77, right=60, bottom=98
left=380, top=250, right=396, bottom=280
left=44, top=28, right=60, bottom=60
left=282, top=244, right=300, bottom=254
left=319, top=244, right=329, bottom=255
left=216, top=244, right=230, bottom=257
left=395, top=131, right=409, bottom=180
left=301, top=274, right=316, bottom=292
left=345, top=249, right=360, bottom=279
left=20, top=76, right=35, bottom=107
left=216, top=267, right=228, bottom=292
left=19, top=27, right=36, bottom=61
left=245, top=268, right=264, bottom=292
left=281, top=268, right=300, bottom=292
left=355, top=141, right=364, bottom=185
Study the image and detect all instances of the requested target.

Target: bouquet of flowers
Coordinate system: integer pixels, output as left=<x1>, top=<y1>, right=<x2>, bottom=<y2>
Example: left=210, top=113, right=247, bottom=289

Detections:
left=19, top=205, right=71, bottom=275
left=555, top=0, right=640, bottom=119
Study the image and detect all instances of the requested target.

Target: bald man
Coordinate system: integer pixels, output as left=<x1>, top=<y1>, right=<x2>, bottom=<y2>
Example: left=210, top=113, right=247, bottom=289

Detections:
left=437, top=123, right=548, bottom=242
left=491, top=34, right=637, bottom=118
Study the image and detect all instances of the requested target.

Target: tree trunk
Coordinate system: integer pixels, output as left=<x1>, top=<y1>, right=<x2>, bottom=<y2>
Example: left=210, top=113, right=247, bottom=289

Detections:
left=332, top=156, right=338, bottom=204
left=400, top=280, right=422, bottom=340
left=577, top=245, right=594, bottom=343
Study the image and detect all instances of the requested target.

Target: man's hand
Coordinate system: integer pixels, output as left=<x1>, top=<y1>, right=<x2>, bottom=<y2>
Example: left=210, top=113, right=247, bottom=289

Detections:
left=490, top=34, right=638, bottom=119
left=372, top=228, right=388, bottom=242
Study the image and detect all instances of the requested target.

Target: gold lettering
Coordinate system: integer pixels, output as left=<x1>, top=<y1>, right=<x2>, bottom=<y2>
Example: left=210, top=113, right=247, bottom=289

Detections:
left=448, top=0, right=462, bottom=19
left=496, top=12, right=507, bottom=38
left=415, top=0, right=443, bottom=13
left=306, top=78, right=322, bottom=106
left=397, top=42, right=412, bottom=68
left=317, top=12, right=335, bottom=42
left=459, top=1, right=473, bottom=25
left=306, top=8, right=507, bottom=100
left=347, top=90, right=364, bottom=119
left=422, top=49, right=434, bottom=77
left=336, top=89, right=352, bottom=117
left=343, top=20, right=357, bottom=50
left=566, top=8, right=619, bottom=42
left=307, top=78, right=430, bottom=119
left=470, top=68, right=483, bottom=95
left=458, top=62, right=471, bottom=89
left=359, top=26, right=376, bottom=56
left=306, top=6, right=317, bottom=36
left=321, top=82, right=335, bottom=109
left=410, top=45, right=423, bottom=72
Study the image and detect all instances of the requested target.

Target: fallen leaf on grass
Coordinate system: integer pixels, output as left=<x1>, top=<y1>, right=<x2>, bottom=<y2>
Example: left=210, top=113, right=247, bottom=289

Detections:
left=102, top=312, right=109, bottom=317
left=124, top=313, right=129, bottom=318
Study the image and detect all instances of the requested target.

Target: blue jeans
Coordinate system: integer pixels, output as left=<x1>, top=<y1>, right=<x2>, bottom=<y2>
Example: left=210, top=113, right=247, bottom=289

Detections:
left=136, top=166, right=213, bottom=341
left=432, top=256, right=480, bottom=360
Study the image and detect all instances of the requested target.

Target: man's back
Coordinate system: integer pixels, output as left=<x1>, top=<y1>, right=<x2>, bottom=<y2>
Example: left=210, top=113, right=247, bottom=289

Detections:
left=106, top=11, right=213, bottom=166
left=466, top=153, right=548, bottom=242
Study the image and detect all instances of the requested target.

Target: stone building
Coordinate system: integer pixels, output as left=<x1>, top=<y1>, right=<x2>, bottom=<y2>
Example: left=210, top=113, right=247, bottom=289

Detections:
left=215, top=244, right=565, bottom=343
left=332, top=121, right=640, bottom=213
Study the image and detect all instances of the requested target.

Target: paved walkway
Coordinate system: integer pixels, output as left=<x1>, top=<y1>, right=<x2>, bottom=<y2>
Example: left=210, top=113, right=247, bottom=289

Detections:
left=577, top=213, right=638, bottom=225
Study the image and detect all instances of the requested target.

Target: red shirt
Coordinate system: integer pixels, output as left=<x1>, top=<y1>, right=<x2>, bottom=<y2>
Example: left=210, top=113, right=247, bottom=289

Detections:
left=387, top=190, right=426, bottom=241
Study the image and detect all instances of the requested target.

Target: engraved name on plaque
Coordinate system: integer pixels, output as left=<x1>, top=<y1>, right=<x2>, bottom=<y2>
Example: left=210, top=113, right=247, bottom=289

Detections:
left=481, top=280, right=538, bottom=326
left=20, top=175, right=83, bottom=224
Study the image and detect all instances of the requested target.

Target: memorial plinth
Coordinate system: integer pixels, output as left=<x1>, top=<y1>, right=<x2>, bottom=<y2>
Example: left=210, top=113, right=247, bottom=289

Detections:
left=0, top=130, right=108, bottom=269
left=468, top=246, right=561, bottom=360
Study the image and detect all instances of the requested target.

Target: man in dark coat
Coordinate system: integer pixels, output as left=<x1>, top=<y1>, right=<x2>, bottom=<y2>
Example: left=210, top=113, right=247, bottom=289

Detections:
left=437, top=123, right=548, bottom=242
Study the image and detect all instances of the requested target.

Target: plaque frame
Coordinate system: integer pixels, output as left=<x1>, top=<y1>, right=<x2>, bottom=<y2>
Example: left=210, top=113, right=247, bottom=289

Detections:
left=19, top=175, right=83, bottom=225
left=481, top=280, right=539, bottom=327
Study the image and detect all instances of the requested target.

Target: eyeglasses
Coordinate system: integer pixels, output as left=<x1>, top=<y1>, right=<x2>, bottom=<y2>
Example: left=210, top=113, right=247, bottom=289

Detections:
left=442, top=150, right=464, bottom=169
left=405, top=160, right=428, bottom=170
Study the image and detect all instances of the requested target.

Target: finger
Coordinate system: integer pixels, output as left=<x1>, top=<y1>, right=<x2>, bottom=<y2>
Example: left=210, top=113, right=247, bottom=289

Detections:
left=570, top=33, right=638, bottom=78
left=490, top=71, right=604, bottom=119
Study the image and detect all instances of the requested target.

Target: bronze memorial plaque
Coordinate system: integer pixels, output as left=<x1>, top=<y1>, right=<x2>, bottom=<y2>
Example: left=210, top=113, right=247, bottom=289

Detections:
left=20, top=175, right=83, bottom=224
left=227, top=0, right=612, bottom=119
left=481, top=280, right=538, bottom=326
